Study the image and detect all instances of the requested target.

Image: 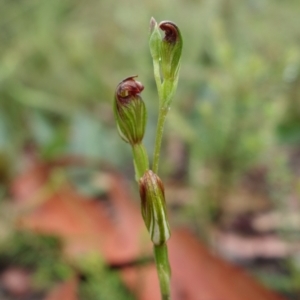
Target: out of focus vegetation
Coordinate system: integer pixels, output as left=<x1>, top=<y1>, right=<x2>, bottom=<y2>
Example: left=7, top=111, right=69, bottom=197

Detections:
left=1, top=0, right=300, bottom=298
left=0, top=232, right=72, bottom=289
left=0, top=231, right=134, bottom=299
left=1, top=0, right=300, bottom=172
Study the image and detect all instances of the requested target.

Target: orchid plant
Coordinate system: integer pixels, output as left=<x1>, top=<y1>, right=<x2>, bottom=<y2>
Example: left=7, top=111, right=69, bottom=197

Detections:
left=113, top=17, right=182, bottom=300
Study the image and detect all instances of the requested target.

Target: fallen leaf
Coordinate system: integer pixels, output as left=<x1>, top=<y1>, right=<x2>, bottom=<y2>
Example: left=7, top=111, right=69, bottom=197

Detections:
left=44, top=278, right=77, bottom=300
left=119, top=229, right=287, bottom=300
left=121, top=264, right=161, bottom=300
left=168, top=229, right=286, bottom=300
left=13, top=164, right=286, bottom=300
left=10, top=163, right=50, bottom=204
left=16, top=171, right=152, bottom=263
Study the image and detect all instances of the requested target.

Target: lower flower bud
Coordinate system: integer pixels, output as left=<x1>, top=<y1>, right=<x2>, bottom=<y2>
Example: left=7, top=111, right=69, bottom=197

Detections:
left=139, top=170, right=171, bottom=245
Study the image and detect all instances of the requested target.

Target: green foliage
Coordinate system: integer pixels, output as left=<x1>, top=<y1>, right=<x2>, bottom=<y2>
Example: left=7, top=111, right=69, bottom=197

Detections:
left=0, top=0, right=150, bottom=165
left=251, top=258, right=300, bottom=297
left=0, top=231, right=73, bottom=289
left=0, top=231, right=134, bottom=298
left=78, top=253, right=134, bottom=300
left=1, top=0, right=299, bottom=172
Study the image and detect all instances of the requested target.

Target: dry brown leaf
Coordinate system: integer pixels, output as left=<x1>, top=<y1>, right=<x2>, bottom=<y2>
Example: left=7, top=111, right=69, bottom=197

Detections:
left=44, top=278, right=77, bottom=300
left=168, top=229, right=286, bottom=300
left=119, top=229, right=286, bottom=300
left=15, top=168, right=152, bottom=263
left=12, top=164, right=286, bottom=300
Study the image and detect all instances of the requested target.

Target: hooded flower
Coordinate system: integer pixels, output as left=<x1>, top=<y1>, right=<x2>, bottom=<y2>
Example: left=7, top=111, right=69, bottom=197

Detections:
left=149, top=18, right=183, bottom=107
left=114, top=76, right=147, bottom=145
left=159, top=21, right=183, bottom=82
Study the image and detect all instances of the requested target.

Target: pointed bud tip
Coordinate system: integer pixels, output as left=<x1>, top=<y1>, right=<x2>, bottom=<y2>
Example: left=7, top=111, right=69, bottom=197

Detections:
left=150, top=17, right=157, bottom=33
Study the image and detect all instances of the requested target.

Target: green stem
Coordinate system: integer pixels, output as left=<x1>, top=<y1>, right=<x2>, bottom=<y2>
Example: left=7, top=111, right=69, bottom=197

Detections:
left=132, top=143, right=149, bottom=180
left=153, top=58, right=163, bottom=103
left=154, top=243, right=171, bottom=300
left=152, top=106, right=168, bottom=174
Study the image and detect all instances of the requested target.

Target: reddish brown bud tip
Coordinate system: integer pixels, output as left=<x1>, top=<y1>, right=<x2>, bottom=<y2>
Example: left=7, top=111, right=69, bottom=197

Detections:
left=114, top=76, right=147, bottom=145
left=157, top=20, right=183, bottom=88
left=159, top=21, right=179, bottom=44
left=116, top=76, right=144, bottom=103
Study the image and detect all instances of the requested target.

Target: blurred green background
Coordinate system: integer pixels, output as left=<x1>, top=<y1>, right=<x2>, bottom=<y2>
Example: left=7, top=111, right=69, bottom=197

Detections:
left=1, top=0, right=300, bottom=298
left=0, top=0, right=298, bottom=170
left=2, top=0, right=300, bottom=223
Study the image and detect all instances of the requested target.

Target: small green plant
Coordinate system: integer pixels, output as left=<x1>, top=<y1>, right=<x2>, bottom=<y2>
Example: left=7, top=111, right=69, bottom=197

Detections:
left=0, top=231, right=73, bottom=289
left=113, top=18, right=182, bottom=300
left=78, top=253, right=134, bottom=300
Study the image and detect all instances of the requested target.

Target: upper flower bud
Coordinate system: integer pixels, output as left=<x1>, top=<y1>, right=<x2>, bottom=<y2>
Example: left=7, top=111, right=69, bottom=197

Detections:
left=149, top=18, right=183, bottom=108
left=159, top=21, right=183, bottom=81
left=114, top=76, right=147, bottom=145
left=139, top=170, right=171, bottom=245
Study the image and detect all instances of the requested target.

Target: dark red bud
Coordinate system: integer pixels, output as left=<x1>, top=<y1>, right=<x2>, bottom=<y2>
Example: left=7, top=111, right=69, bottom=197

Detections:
left=114, top=76, right=147, bottom=145
left=159, top=21, right=179, bottom=44
left=116, top=76, right=144, bottom=104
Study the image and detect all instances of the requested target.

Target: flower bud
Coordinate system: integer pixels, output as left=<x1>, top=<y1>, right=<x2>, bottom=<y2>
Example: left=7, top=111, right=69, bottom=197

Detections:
left=114, top=76, right=147, bottom=145
left=139, top=170, right=171, bottom=245
left=159, top=21, right=183, bottom=82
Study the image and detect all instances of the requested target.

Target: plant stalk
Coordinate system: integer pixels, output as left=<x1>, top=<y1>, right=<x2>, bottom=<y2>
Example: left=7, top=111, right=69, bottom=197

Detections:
left=132, top=143, right=149, bottom=180
left=153, top=58, right=162, bottom=102
left=154, top=243, right=171, bottom=300
left=151, top=57, right=172, bottom=300
left=152, top=106, right=168, bottom=174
